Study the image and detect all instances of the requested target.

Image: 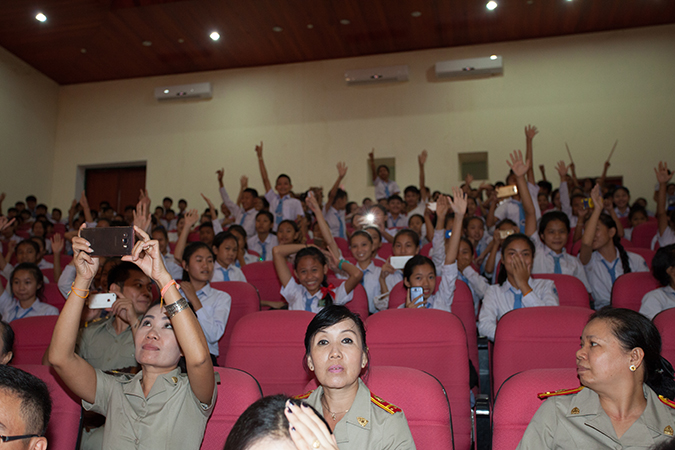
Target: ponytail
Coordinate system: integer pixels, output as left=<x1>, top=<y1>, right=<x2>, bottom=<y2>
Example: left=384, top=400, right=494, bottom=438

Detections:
left=598, top=214, right=632, bottom=275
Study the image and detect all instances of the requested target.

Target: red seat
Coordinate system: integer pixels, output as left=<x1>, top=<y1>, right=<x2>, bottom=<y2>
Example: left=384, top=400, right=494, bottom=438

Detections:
left=619, top=216, right=630, bottom=229
left=241, top=261, right=287, bottom=307
left=653, top=309, right=675, bottom=366
left=200, top=367, right=263, bottom=450
left=565, top=227, right=575, bottom=254
left=631, top=221, right=659, bottom=249
left=42, top=284, right=66, bottom=311
left=334, top=237, right=352, bottom=258
left=420, top=242, right=433, bottom=257
left=188, top=231, right=201, bottom=242
left=43, top=254, right=73, bottom=266
left=378, top=243, right=393, bottom=259
left=365, top=309, right=471, bottom=450
left=225, top=311, right=315, bottom=395
left=15, top=364, right=82, bottom=450
left=492, top=368, right=580, bottom=450
left=625, top=247, right=655, bottom=270
left=611, top=272, right=660, bottom=311
left=210, top=281, right=261, bottom=366
left=570, top=240, right=582, bottom=256
left=303, top=366, right=453, bottom=450
left=10, top=316, right=59, bottom=365
left=41, top=268, right=55, bottom=283
left=169, top=241, right=177, bottom=253
left=532, top=274, right=589, bottom=308
left=326, top=277, right=370, bottom=319
left=492, top=306, right=592, bottom=394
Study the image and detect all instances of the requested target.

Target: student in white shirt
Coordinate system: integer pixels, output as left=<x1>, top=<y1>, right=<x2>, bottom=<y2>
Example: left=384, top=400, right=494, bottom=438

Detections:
left=402, top=150, right=429, bottom=218
left=228, top=225, right=261, bottom=268
left=580, top=185, right=649, bottom=310
left=0, top=263, right=58, bottom=322
left=379, top=229, right=421, bottom=299
left=368, top=148, right=400, bottom=202
left=151, top=226, right=183, bottom=280
left=247, top=211, right=278, bottom=262
left=363, top=226, right=386, bottom=264
left=179, top=242, right=231, bottom=364
left=323, top=163, right=349, bottom=240
left=0, top=240, right=53, bottom=285
left=407, top=214, right=429, bottom=247
left=464, top=216, right=491, bottom=260
left=255, top=142, right=304, bottom=231
left=273, top=245, right=362, bottom=313
left=346, top=230, right=382, bottom=314
left=211, top=231, right=247, bottom=282
left=655, top=161, right=675, bottom=249
left=217, top=168, right=258, bottom=238
left=386, top=195, right=407, bottom=229
left=639, top=244, right=675, bottom=320
left=612, top=186, right=631, bottom=219
left=623, top=207, right=649, bottom=241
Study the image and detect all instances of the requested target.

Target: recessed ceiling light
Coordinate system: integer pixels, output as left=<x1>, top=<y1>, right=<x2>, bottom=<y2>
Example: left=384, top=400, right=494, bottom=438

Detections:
left=340, top=19, right=351, bottom=25
left=272, top=26, right=283, bottom=32
left=486, top=1, right=498, bottom=10
left=142, top=41, right=152, bottom=46
left=490, top=55, right=498, bottom=60
left=163, top=89, right=169, bottom=94
left=209, top=31, right=220, bottom=41
left=178, top=38, right=184, bottom=43
left=411, top=11, right=422, bottom=17
left=80, top=48, right=87, bottom=54
left=35, top=12, right=47, bottom=22
left=307, top=24, right=314, bottom=29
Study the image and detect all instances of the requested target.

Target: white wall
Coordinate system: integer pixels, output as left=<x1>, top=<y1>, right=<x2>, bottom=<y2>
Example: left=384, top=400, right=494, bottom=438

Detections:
left=0, top=46, right=59, bottom=209
left=45, top=23, right=675, bottom=211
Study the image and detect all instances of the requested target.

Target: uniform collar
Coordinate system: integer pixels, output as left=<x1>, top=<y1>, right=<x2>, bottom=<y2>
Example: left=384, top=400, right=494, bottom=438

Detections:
left=196, top=283, right=212, bottom=298
left=122, top=367, right=182, bottom=401
left=333, top=379, right=372, bottom=443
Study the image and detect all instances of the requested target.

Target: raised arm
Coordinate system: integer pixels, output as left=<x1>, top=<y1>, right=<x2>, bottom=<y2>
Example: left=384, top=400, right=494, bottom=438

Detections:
left=173, top=209, right=199, bottom=263
left=324, top=247, right=362, bottom=294
left=368, top=148, right=377, bottom=181
left=201, top=194, right=218, bottom=223
left=0, top=193, right=4, bottom=216
left=255, top=141, right=272, bottom=193
left=485, top=191, right=498, bottom=228
left=272, top=243, right=306, bottom=287
left=655, top=161, right=673, bottom=236
left=539, top=164, right=547, bottom=182
left=419, top=150, right=428, bottom=201
left=306, top=193, right=340, bottom=258
left=80, top=191, right=94, bottom=225
left=0, top=217, right=15, bottom=272
left=325, top=162, right=347, bottom=210
left=524, top=125, right=538, bottom=185
left=133, top=190, right=152, bottom=234
left=603, top=196, right=624, bottom=238
left=446, top=187, right=467, bottom=265
left=508, top=150, right=537, bottom=236
left=579, top=185, right=604, bottom=265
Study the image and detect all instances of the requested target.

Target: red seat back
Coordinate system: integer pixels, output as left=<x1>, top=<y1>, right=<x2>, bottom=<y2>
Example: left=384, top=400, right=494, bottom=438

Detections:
left=492, top=306, right=592, bottom=394
left=303, top=366, right=453, bottom=450
left=631, top=221, right=659, bottom=249
left=334, top=237, right=352, bottom=258
left=42, top=284, right=66, bottom=311
left=365, top=309, right=470, bottom=450
left=565, top=227, right=575, bottom=254
left=611, top=272, right=660, bottom=311
left=210, top=281, right=261, bottom=366
left=378, top=243, right=393, bottom=259
left=492, top=368, right=580, bottom=450
left=241, top=261, right=287, bottom=307
left=15, top=365, right=82, bottom=450
left=420, top=242, right=433, bottom=257
left=41, top=268, right=55, bottom=283
left=653, top=308, right=675, bottom=366
left=188, top=231, right=201, bottom=242
left=624, top=247, right=655, bottom=270
left=10, top=316, right=59, bottom=365
left=326, top=277, right=369, bottom=319
left=532, top=274, right=589, bottom=308
left=200, top=367, right=263, bottom=450
left=43, top=254, right=73, bottom=266
left=619, top=216, right=630, bottom=229
left=225, top=311, right=315, bottom=395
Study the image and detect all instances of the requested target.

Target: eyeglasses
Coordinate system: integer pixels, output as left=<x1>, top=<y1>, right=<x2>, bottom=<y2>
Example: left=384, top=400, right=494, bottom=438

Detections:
left=1, top=434, right=41, bottom=443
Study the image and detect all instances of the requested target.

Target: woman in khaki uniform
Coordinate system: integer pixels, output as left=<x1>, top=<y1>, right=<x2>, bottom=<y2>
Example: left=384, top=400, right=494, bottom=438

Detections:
left=49, top=225, right=217, bottom=450
left=517, top=307, right=675, bottom=449
left=297, top=305, right=416, bottom=450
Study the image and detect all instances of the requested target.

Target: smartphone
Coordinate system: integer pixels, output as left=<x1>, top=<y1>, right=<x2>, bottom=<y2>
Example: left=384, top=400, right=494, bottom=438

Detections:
left=496, top=185, right=518, bottom=199
left=410, top=287, right=424, bottom=306
left=89, top=293, right=117, bottom=309
left=499, top=229, right=515, bottom=240
left=581, top=198, right=594, bottom=210
left=426, top=202, right=437, bottom=212
left=390, top=255, right=413, bottom=270
left=80, top=226, right=134, bottom=257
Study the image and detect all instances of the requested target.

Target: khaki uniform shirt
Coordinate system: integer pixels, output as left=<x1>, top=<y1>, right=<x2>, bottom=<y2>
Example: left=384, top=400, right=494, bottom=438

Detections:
left=516, top=386, right=675, bottom=449
left=83, top=368, right=217, bottom=450
left=301, top=378, right=416, bottom=450
left=77, top=316, right=138, bottom=371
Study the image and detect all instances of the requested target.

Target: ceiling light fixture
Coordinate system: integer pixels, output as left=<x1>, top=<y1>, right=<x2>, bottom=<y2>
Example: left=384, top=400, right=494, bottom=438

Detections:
left=210, top=31, right=220, bottom=41
left=486, top=1, right=498, bottom=10
left=307, top=24, right=314, bottom=29
left=490, top=54, right=498, bottom=60
left=142, top=41, right=152, bottom=46
left=272, top=26, right=283, bottom=32
left=411, top=11, right=422, bottom=17
left=340, top=19, right=351, bottom=25
left=35, top=12, right=47, bottom=22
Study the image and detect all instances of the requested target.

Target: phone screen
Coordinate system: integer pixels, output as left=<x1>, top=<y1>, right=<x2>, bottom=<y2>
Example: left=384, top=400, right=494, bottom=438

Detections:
left=410, top=286, right=424, bottom=306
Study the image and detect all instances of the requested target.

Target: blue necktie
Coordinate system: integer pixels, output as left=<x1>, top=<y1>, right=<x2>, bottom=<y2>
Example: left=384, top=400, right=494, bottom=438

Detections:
left=219, top=267, right=230, bottom=281
left=239, top=211, right=247, bottom=226
left=518, top=201, right=526, bottom=233
left=304, top=291, right=314, bottom=311
left=552, top=253, right=563, bottom=274
left=260, top=242, right=267, bottom=261
left=275, top=197, right=285, bottom=225
left=338, top=213, right=345, bottom=238
left=510, top=287, right=523, bottom=309
left=600, top=258, right=620, bottom=284
left=235, top=260, right=241, bottom=268
left=384, top=184, right=390, bottom=198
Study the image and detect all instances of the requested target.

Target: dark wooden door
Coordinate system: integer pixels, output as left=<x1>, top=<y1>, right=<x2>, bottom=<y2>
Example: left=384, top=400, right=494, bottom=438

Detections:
left=85, top=167, right=146, bottom=214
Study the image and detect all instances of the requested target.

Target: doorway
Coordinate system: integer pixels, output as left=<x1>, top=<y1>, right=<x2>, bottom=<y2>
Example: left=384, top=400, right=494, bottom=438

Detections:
left=84, top=166, right=146, bottom=214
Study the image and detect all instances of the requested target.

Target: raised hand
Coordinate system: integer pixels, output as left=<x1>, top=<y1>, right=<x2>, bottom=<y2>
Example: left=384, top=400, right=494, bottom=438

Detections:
left=0, top=192, right=5, bottom=203
left=73, top=227, right=100, bottom=281
left=216, top=168, right=224, bottom=183
left=305, top=191, right=320, bottom=214
left=368, top=148, right=375, bottom=160
left=50, top=233, right=64, bottom=255
left=655, top=161, right=673, bottom=185
left=337, top=162, right=348, bottom=178
left=184, top=209, right=200, bottom=229
left=121, top=226, right=169, bottom=283
left=448, top=187, right=467, bottom=216
left=79, top=191, right=90, bottom=210
left=590, top=184, right=603, bottom=210
left=201, top=193, right=216, bottom=211
left=464, top=173, right=474, bottom=187
left=138, top=189, right=151, bottom=209
left=240, top=175, right=248, bottom=188
left=436, top=193, right=450, bottom=219
left=506, top=149, right=531, bottom=178
left=555, top=160, right=569, bottom=180
left=255, top=141, right=263, bottom=158
left=0, top=216, right=15, bottom=232
left=418, top=150, right=428, bottom=166
left=525, top=124, right=538, bottom=140
left=109, top=295, right=139, bottom=327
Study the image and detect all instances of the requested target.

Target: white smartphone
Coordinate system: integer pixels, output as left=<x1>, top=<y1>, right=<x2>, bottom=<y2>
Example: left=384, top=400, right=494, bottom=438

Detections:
left=390, top=255, right=413, bottom=270
left=410, top=286, right=424, bottom=306
left=89, top=293, right=117, bottom=309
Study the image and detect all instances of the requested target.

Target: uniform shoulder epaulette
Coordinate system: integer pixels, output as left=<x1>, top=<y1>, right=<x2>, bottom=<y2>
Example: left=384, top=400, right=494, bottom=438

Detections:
left=537, top=386, right=584, bottom=400
left=293, top=390, right=314, bottom=400
left=84, top=316, right=106, bottom=328
left=370, top=393, right=402, bottom=414
left=658, top=395, right=675, bottom=409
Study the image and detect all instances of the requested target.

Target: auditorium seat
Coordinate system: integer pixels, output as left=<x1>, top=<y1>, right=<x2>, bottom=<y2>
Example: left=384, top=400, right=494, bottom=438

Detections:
left=631, top=221, right=659, bottom=249
left=327, top=276, right=369, bottom=319
left=10, top=315, right=59, bottom=365
left=532, top=273, right=589, bottom=308
left=334, top=236, right=352, bottom=258
left=653, top=308, right=675, bottom=366
left=611, top=272, right=660, bottom=311
left=241, top=261, right=287, bottom=308
left=625, top=247, right=656, bottom=270
left=42, top=284, right=66, bottom=311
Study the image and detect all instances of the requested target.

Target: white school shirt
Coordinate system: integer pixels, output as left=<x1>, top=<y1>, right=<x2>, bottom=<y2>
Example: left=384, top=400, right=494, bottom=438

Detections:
left=219, top=187, right=257, bottom=238
left=461, top=265, right=490, bottom=315
left=324, top=206, right=347, bottom=239
left=405, top=201, right=426, bottom=219
left=530, top=233, right=591, bottom=292
left=387, top=213, right=407, bottom=229
left=477, top=278, right=558, bottom=341
left=475, top=233, right=492, bottom=258
left=639, top=285, right=675, bottom=320
left=247, top=234, right=278, bottom=262
left=187, top=283, right=231, bottom=356
left=38, top=259, right=54, bottom=270
left=0, top=290, right=59, bottom=322
left=212, top=260, right=247, bottom=282
left=583, top=250, right=649, bottom=310
left=162, top=253, right=183, bottom=280
left=614, top=206, right=630, bottom=219
left=265, top=189, right=304, bottom=231
left=280, top=277, right=353, bottom=312
left=624, top=227, right=634, bottom=241
left=397, top=263, right=459, bottom=312
left=495, top=182, right=542, bottom=232
left=559, top=181, right=578, bottom=228
left=373, top=177, right=400, bottom=201
left=160, top=218, right=178, bottom=231
left=653, top=226, right=675, bottom=249
left=337, top=261, right=382, bottom=314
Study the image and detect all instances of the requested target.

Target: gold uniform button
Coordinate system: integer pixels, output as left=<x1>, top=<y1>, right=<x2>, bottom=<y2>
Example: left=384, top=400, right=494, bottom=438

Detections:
left=664, top=425, right=673, bottom=436
left=571, top=407, right=580, bottom=415
left=357, top=417, right=368, bottom=427
left=171, top=377, right=178, bottom=384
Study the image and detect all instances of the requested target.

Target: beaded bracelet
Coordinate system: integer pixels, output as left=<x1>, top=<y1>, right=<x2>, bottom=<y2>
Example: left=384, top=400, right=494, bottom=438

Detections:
left=68, top=283, right=90, bottom=299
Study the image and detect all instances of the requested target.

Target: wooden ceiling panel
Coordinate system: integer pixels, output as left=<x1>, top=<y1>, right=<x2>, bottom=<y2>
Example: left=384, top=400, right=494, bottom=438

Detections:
left=0, top=0, right=673, bottom=84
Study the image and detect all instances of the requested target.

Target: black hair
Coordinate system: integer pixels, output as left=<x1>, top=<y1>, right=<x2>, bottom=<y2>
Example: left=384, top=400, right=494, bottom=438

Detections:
left=277, top=220, right=300, bottom=242
left=334, top=188, right=348, bottom=202
left=570, top=192, right=586, bottom=203
left=107, top=261, right=144, bottom=292
left=538, top=210, right=571, bottom=237
left=0, top=319, right=14, bottom=361
left=0, top=365, right=51, bottom=435
left=213, top=231, right=239, bottom=252
left=403, top=255, right=436, bottom=284
left=349, top=230, right=373, bottom=245
left=376, top=164, right=390, bottom=174
left=294, top=247, right=331, bottom=307
left=463, top=215, right=485, bottom=230
left=404, top=185, right=420, bottom=197
left=362, top=197, right=373, bottom=204
left=96, top=218, right=111, bottom=227
left=25, top=195, right=37, bottom=203
left=612, top=186, right=631, bottom=197
left=651, top=244, right=675, bottom=287
left=163, top=197, right=173, bottom=204
left=198, top=221, right=214, bottom=231
left=598, top=213, right=632, bottom=276
left=165, top=208, right=175, bottom=216
left=393, top=229, right=420, bottom=251
left=460, top=236, right=475, bottom=255
left=276, top=174, right=292, bottom=185
left=258, top=196, right=270, bottom=210
left=407, top=214, right=424, bottom=227
left=628, top=206, right=648, bottom=222
left=537, top=180, right=553, bottom=194
left=496, top=218, right=518, bottom=229
left=228, top=225, right=249, bottom=251
left=497, top=233, right=536, bottom=285
left=363, top=225, right=382, bottom=243
left=387, top=194, right=403, bottom=203
left=28, top=236, right=46, bottom=253
left=304, top=305, right=367, bottom=368
left=151, top=226, right=169, bottom=241
left=181, top=242, right=214, bottom=280
left=243, top=187, right=259, bottom=198
left=224, top=395, right=330, bottom=450
left=178, top=198, right=187, bottom=205
left=35, top=203, right=47, bottom=211
left=256, top=210, right=274, bottom=224
left=590, top=307, right=675, bottom=400
left=124, top=205, right=135, bottom=212
left=11, top=263, right=44, bottom=299
left=345, top=201, right=358, bottom=215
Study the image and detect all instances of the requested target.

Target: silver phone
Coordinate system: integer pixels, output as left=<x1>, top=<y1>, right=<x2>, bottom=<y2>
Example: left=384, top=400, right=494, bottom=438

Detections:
left=89, top=293, right=117, bottom=309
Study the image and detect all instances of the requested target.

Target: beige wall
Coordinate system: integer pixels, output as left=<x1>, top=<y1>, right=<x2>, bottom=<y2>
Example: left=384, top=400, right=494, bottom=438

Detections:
left=0, top=46, right=59, bottom=209
left=28, top=24, right=675, bottom=211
